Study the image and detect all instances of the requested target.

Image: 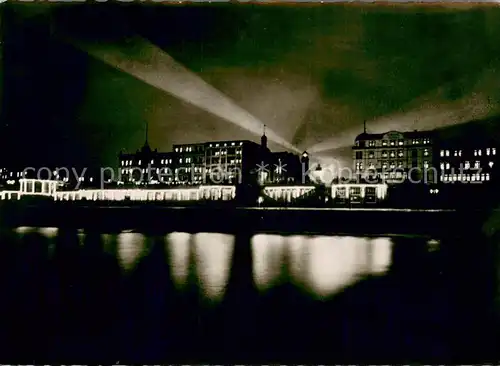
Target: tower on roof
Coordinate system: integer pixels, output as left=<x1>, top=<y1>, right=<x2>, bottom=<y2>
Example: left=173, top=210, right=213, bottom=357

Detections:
left=261, top=124, right=268, bottom=149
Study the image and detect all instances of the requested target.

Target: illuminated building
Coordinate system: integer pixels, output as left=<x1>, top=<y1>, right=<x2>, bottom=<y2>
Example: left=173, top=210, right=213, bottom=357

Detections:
left=437, top=140, right=497, bottom=184
left=118, top=127, right=304, bottom=187
left=353, top=123, right=436, bottom=184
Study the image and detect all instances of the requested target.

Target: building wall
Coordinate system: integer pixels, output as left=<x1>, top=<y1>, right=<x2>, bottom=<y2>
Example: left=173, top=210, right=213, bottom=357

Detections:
left=438, top=146, right=497, bottom=184
left=353, top=130, right=435, bottom=184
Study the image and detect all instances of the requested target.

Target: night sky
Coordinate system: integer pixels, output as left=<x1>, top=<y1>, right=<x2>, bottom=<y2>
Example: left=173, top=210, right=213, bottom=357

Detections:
left=3, top=3, right=500, bottom=169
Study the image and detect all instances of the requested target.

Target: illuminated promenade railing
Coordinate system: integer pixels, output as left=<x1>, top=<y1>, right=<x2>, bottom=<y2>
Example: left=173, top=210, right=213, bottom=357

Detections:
left=263, top=185, right=316, bottom=202
left=332, top=183, right=388, bottom=204
left=53, top=185, right=236, bottom=202
left=0, top=179, right=238, bottom=202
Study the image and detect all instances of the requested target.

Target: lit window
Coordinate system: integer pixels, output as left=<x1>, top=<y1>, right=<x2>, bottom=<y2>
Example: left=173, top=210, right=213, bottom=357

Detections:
left=390, top=140, right=395, bottom=146
left=216, top=144, right=219, bottom=147
left=446, top=163, right=450, bottom=169
left=180, top=148, right=183, bottom=152
left=443, top=175, right=448, bottom=182
left=240, top=142, right=243, bottom=146
left=369, top=140, right=376, bottom=147
left=398, top=140, right=404, bottom=146
left=464, top=161, right=470, bottom=169
left=180, top=158, right=183, bottom=163
left=474, top=150, right=477, bottom=156
left=424, top=149, right=429, bottom=156
left=459, top=150, right=462, bottom=156
left=489, top=161, right=494, bottom=168
left=493, top=148, right=497, bottom=155
left=382, top=140, right=388, bottom=146
left=424, top=161, right=429, bottom=169
left=382, top=162, right=388, bottom=169
left=472, top=175, right=476, bottom=181
left=390, top=151, right=395, bottom=158
left=481, top=174, right=485, bottom=181
left=440, top=150, right=444, bottom=157
left=475, top=161, right=480, bottom=169
left=398, top=161, right=403, bottom=168
left=440, top=162, right=445, bottom=170
left=368, top=151, right=374, bottom=159
left=487, top=148, right=491, bottom=156
left=466, top=175, right=471, bottom=181
left=486, top=173, right=491, bottom=181
left=398, top=150, right=404, bottom=157
left=446, top=150, right=450, bottom=157
left=151, top=159, right=154, bottom=164
left=175, top=148, right=179, bottom=152
left=138, top=160, right=142, bottom=165
left=209, top=144, right=212, bottom=147
left=382, top=150, right=388, bottom=158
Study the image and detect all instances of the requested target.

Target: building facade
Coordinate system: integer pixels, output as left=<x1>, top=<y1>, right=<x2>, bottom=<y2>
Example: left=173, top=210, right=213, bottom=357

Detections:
left=353, top=129, right=435, bottom=184
left=118, top=130, right=305, bottom=187
left=437, top=138, right=497, bottom=184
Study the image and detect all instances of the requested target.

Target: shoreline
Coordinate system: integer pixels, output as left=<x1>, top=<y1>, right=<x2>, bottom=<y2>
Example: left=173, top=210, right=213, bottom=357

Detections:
left=0, top=201, right=489, bottom=236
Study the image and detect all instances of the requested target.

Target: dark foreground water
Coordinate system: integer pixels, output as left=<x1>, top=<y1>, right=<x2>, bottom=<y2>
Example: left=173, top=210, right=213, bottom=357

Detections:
left=0, top=226, right=499, bottom=363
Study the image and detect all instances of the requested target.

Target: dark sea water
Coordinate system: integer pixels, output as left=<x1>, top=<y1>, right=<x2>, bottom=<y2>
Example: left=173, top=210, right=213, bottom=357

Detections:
left=0, top=226, right=499, bottom=363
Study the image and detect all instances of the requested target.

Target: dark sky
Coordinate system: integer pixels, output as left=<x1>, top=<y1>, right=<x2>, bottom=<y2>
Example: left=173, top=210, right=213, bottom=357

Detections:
left=3, top=3, right=500, bottom=168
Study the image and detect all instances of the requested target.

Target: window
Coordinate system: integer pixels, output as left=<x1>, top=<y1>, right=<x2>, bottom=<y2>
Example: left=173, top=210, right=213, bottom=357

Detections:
left=368, top=151, right=374, bottom=159
left=355, top=162, right=363, bottom=170
left=423, top=161, right=429, bottom=169
left=398, top=161, right=403, bottom=168
left=440, top=150, right=444, bottom=157
left=464, top=161, right=470, bottom=169
left=355, top=151, right=363, bottom=159
left=454, top=150, right=458, bottom=157
left=398, top=140, right=404, bottom=146
left=458, top=150, right=462, bottom=156
left=445, top=150, right=450, bottom=157
left=382, top=150, right=388, bottom=158
left=382, top=162, right=388, bottom=169
left=424, top=149, right=429, bottom=157
left=474, top=161, right=480, bottom=169
left=179, top=158, right=183, bottom=163
left=390, top=151, right=396, bottom=158
left=382, top=140, right=388, bottom=146
left=440, top=162, right=445, bottom=170
left=138, top=160, right=142, bottom=165
left=151, top=159, right=154, bottom=164
left=486, top=173, right=491, bottom=181
left=397, top=150, right=403, bottom=157
left=489, top=161, right=494, bottom=168
left=390, top=140, right=395, bottom=146
left=487, top=148, right=491, bottom=156
left=493, top=148, right=497, bottom=155
left=446, top=163, right=450, bottom=169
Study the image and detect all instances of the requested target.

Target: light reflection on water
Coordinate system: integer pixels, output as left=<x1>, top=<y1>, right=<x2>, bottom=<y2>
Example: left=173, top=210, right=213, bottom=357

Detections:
left=13, top=228, right=429, bottom=301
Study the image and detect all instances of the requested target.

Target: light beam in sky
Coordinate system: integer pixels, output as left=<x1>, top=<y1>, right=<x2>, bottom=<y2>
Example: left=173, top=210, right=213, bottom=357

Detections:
left=306, top=67, right=500, bottom=154
left=74, top=36, right=301, bottom=154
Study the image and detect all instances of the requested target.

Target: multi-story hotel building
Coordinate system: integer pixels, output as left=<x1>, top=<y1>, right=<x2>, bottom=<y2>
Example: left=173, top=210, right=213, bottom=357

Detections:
left=118, top=129, right=304, bottom=187
left=353, top=127, right=435, bottom=184
left=437, top=138, right=497, bottom=184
